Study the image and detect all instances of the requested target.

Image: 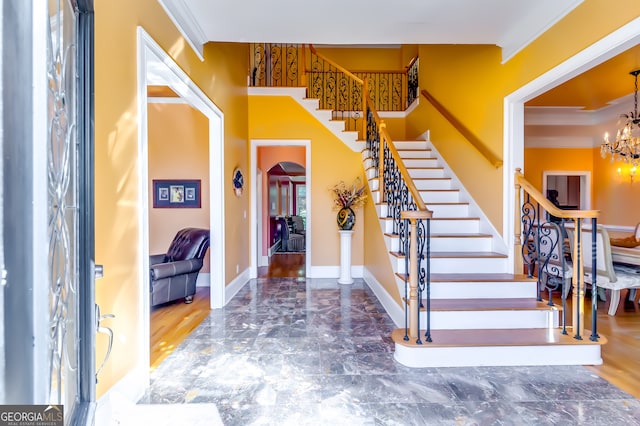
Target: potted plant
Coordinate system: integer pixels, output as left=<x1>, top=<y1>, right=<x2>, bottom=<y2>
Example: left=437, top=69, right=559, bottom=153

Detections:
left=330, top=177, right=368, bottom=230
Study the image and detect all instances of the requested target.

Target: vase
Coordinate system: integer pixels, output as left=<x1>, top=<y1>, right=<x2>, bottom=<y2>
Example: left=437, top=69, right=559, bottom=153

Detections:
left=337, top=207, right=355, bottom=230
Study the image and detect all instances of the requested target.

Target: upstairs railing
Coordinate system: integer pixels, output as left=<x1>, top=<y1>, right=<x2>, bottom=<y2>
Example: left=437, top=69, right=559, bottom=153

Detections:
left=515, top=169, right=600, bottom=340
left=249, top=43, right=419, bottom=136
left=421, top=90, right=502, bottom=169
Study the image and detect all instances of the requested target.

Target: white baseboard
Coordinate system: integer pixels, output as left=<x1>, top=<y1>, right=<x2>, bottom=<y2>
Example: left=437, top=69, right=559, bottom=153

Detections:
left=95, top=366, right=148, bottom=426
left=363, top=267, right=404, bottom=328
left=308, top=265, right=363, bottom=278
left=196, top=272, right=210, bottom=287
left=225, top=267, right=250, bottom=305
left=259, top=255, right=268, bottom=267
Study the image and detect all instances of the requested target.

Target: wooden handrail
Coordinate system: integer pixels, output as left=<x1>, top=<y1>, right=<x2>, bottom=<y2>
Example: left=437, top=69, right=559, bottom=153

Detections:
left=421, top=90, right=503, bottom=169
left=308, top=45, right=364, bottom=85
left=405, top=55, right=418, bottom=71
left=515, top=170, right=599, bottom=219
left=366, top=93, right=431, bottom=216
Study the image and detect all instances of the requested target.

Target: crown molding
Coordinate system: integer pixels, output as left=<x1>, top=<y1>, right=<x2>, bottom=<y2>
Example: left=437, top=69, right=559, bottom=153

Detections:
left=525, top=92, right=635, bottom=126
left=157, top=0, right=207, bottom=61
left=525, top=136, right=599, bottom=149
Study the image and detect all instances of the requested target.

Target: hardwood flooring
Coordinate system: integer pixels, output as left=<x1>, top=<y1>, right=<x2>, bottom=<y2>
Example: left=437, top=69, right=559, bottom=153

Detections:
left=150, top=255, right=640, bottom=400
left=149, top=287, right=211, bottom=370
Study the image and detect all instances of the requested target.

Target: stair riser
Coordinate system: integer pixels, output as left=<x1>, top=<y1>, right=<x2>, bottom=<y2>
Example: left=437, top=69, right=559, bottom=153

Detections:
left=419, top=191, right=460, bottom=203
left=403, top=158, right=438, bottom=168
left=381, top=218, right=480, bottom=234
left=398, top=151, right=434, bottom=159
left=423, top=310, right=559, bottom=330
left=413, top=180, right=452, bottom=190
left=392, top=256, right=508, bottom=275
left=393, top=141, right=429, bottom=150
left=394, top=345, right=603, bottom=368
left=384, top=234, right=492, bottom=253
left=394, top=277, right=538, bottom=299
left=408, top=169, right=446, bottom=179
left=377, top=203, right=469, bottom=219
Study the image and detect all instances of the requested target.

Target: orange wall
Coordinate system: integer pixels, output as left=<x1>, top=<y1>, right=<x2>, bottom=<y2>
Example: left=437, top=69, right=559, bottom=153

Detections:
left=95, top=0, right=248, bottom=396
left=525, top=147, right=640, bottom=227
left=249, top=96, right=366, bottom=267
left=594, top=151, right=640, bottom=226
left=524, top=147, right=595, bottom=199
left=258, top=146, right=306, bottom=256
left=147, top=103, right=210, bottom=272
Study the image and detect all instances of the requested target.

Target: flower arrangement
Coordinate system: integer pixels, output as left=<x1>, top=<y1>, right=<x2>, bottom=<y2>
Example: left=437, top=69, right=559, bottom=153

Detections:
left=330, top=177, right=368, bottom=210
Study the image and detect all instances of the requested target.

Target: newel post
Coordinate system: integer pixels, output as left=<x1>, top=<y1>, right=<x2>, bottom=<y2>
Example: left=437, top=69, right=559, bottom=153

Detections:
left=514, top=169, right=523, bottom=275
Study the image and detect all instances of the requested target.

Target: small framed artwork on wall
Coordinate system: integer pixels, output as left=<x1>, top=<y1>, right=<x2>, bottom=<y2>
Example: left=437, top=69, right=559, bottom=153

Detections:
left=153, top=179, right=201, bottom=208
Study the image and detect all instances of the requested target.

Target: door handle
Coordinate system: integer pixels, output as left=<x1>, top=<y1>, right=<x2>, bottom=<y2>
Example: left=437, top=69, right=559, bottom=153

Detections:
left=95, top=304, right=115, bottom=383
left=95, top=264, right=104, bottom=279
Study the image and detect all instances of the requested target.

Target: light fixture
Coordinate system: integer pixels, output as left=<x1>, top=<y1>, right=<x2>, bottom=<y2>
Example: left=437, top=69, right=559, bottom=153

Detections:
left=617, top=165, right=637, bottom=183
left=601, top=69, right=640, bottom=165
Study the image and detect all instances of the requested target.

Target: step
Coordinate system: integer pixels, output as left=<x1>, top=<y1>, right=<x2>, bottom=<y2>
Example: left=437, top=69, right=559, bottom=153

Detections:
left=417, top=298, right=559, bottom=330
left=418, top=190, right=460, bottom=203
left=397, top=149, right=434, bottom=159
left=390, top=251, right=508, bottom=274
left=412, top=178, right=452, bottom=190
left=380, top=217, right=479, bottom=234
left=377, top=202, right=469, bottom=219
left=428, top=273, right=538, bottom=299
left=384, top=232, right=493, bottom=252
left=393, top=140, right=428, bottom=150
left=407, top=168, right=446, bottom=179
left=403, top=158, right=438, bottom=168
left=392, top=328, right=605, bottom=368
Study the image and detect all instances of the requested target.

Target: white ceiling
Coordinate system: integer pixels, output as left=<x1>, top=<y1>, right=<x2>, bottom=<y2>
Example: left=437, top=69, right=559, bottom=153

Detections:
left=159, top=0, right=584, bottom=62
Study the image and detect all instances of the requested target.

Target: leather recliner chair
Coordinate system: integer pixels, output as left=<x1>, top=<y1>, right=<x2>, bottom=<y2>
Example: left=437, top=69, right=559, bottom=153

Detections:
left=149, top=228, right=210, bottom=307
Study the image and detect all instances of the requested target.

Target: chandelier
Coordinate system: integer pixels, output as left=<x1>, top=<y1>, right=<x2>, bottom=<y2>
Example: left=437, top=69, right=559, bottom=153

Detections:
left=601, top=69, right=640, bottom=165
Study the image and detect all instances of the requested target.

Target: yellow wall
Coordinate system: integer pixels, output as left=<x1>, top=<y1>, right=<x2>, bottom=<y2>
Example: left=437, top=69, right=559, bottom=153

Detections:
left=249, top=96, right=366, bottom=266
left=314, top=47, right=404, bottom=71
left=405, top=2, right=640, bottom=235
left=147, top=103, right=211, bottom=272
left=95, top=0, right=248, bottom=396
left=363, top=188, right=401, bottom=303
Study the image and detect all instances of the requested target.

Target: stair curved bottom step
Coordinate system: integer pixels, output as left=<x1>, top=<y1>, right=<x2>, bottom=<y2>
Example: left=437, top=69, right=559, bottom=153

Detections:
left=391, top=328, right=606, bottom=367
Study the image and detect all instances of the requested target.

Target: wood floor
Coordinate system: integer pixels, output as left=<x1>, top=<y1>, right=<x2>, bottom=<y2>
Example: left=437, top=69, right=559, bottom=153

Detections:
left=150, top=254, right=640, bottom=399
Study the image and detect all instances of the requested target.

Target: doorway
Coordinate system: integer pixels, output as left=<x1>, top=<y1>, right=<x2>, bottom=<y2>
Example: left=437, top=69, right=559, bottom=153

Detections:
left=250, top=140, right=312, bottom=278
left=543, top=171, right=592, bottom=210
left=136, top=28, right=224, bottom=393
left=503, top=20, right=640, bottom=266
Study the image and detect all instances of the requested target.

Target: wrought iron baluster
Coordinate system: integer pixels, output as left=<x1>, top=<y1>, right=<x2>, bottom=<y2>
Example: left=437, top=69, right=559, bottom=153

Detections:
left=590, top=217, right=600, bottom=341
left=407, top=58, right=419, bottom=107
left=417, top=217, right=432, bottom=342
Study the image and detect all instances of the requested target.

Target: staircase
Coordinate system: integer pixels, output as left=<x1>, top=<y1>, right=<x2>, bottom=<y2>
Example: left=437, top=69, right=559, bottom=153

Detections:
left=248, top=42, right=604, bottom=367
left=362, top=138, right=604, bottom=367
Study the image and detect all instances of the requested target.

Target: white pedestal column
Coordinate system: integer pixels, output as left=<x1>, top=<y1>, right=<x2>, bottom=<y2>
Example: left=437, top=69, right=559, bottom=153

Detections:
left=338, top=230, right=354, bottom=284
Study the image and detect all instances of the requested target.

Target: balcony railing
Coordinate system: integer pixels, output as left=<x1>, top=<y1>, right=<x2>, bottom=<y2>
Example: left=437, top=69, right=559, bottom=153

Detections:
left=249, top=43, right=419, bottom=137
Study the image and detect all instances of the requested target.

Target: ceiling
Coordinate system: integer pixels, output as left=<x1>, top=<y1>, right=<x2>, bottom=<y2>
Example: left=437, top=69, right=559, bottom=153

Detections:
left=161, top=0, right=583, bottom=62
left=527, top=44, right=640, bottom=110
left=158, top=0, right=640, bottom=142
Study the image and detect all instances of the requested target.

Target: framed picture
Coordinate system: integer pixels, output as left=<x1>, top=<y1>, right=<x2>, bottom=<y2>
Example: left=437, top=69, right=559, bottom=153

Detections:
left=153, top=179, right=201, bottom=208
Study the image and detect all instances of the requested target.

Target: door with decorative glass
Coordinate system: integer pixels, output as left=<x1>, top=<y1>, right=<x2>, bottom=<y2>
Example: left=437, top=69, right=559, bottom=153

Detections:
left=46, top=0, right=97, bottom=423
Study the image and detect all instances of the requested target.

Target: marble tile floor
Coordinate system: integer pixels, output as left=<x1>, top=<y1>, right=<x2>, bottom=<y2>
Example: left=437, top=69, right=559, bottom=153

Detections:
left=140, top=278, right=640, bottom=425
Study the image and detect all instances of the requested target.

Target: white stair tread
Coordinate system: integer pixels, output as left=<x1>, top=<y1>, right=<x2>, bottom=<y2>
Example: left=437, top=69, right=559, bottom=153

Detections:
left=392, top=328, right=605, bottom=348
